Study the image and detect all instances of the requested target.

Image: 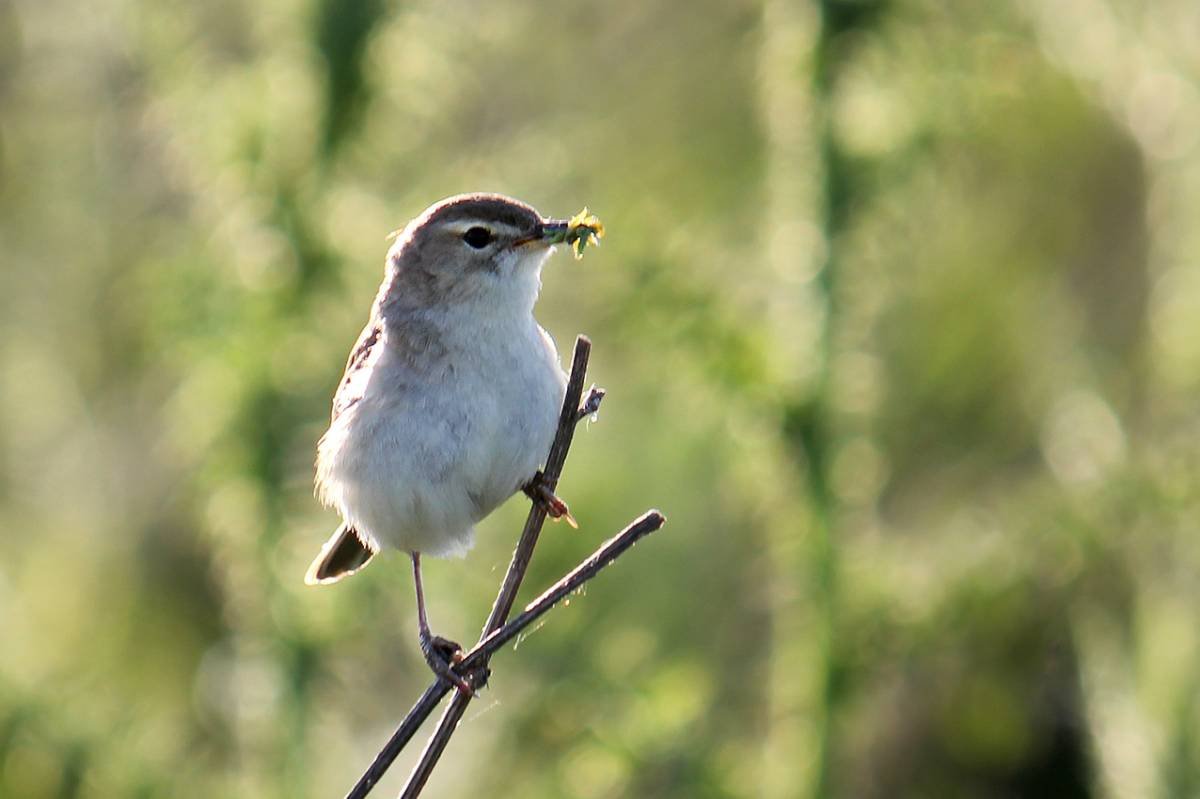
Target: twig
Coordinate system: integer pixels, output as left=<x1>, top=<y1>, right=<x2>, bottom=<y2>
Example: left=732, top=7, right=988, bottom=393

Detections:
left=343, top=684, right=448, bottom=799
left=480, top=336, right=598, bottom=638
left=463, top=510, right=665, bottom=671
left=339, top=511, right=664, bottom=799
left=398, top=510, right=665, bottom=797
left=343, top=335, right=662, bottom=799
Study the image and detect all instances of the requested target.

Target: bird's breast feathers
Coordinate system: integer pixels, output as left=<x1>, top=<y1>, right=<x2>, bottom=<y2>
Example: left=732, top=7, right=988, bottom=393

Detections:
left=316, top=315, right=565, bottom=555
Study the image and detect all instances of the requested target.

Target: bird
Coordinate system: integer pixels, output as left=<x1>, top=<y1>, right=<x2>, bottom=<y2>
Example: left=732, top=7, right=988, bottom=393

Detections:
left=306, top=193, right=592, bottom=694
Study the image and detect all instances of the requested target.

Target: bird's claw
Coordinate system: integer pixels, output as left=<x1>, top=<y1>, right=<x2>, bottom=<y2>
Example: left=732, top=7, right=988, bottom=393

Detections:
left=420, top=631, right=473, bottom=697
left=575, top=385, right=605, bottom=423
left=523, top=471, right=578, bottom=528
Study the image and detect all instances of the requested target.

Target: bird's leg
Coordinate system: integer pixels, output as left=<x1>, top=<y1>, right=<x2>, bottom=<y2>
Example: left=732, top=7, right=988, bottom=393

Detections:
left=523, top=470, right=578, bottom=528
left=410, top=551, right=473, bottom=696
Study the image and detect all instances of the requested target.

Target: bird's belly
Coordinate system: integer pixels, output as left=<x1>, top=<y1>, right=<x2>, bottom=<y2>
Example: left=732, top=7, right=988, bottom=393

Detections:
left=320, top=393, right=480, bottom=557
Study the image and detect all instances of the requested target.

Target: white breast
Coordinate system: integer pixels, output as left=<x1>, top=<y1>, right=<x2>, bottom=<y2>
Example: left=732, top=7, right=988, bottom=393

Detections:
left=458, top=320, right=566, bottom=514
left=317, top=285, right=566, bottom=557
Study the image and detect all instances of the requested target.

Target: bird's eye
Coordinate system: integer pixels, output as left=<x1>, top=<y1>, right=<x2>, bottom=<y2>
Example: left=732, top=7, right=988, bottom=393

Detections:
left=463, top=227, right=492, bottom=249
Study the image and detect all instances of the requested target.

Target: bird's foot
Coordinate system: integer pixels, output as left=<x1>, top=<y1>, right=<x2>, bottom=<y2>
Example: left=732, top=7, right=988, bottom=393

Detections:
left=523, top=470, right=578, bottom=528
left=419, top=630, right=473, bottom=697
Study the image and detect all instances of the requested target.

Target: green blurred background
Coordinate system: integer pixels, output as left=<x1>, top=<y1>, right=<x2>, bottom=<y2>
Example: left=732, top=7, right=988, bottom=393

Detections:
left=2, top=0, right=1199, bottom=796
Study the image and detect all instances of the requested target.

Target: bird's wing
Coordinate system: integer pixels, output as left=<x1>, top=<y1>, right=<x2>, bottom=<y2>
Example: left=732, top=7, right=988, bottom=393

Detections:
left=331, top=318, right=383, bottom=422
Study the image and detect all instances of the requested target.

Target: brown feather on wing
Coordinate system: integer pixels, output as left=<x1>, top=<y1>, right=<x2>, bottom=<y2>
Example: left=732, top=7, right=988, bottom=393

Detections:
left=331, top=320, right=383, bottom=422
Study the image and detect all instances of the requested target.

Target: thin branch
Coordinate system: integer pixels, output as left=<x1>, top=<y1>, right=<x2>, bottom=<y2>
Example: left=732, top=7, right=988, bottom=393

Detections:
left=462, top=510, right=666, bottom=672
left=338, top=510, right=665, bottom=799
left=345, top=335, right=657, bottom=799
left=398, top=510, right=665, bottom=798
left=343, top=683, right=449, bottom=799
left=481, top=336, right=597, bottom=637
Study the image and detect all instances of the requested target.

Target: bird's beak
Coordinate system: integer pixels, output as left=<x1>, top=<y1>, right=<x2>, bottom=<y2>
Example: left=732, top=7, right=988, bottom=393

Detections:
left=537, top=219, right=572, bottom=244
left=513, top=219, right=570, bottom=249
left=513, top=211, right=603, bottom=259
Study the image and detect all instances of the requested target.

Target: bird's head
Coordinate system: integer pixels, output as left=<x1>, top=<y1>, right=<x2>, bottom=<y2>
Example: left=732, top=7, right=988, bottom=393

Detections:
left=383, top=193, right=583, bottom=310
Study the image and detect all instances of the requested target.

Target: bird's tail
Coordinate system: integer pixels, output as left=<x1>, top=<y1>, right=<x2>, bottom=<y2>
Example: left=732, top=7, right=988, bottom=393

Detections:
left=304, top=523, right=377, bottom=585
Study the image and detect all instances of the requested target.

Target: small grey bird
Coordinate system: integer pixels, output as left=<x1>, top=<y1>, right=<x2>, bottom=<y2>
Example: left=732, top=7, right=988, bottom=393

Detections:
left=307, top=193, right=589, bottom=693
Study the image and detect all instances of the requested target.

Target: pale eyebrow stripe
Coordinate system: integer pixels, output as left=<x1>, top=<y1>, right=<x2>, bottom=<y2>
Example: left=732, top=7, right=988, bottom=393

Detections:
left=444, top=219, right=526, bottom=237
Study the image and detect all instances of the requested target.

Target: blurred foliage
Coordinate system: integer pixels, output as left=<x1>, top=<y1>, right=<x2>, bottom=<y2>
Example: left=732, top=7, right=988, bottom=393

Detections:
left=1, top=0, right=1199, bottom=797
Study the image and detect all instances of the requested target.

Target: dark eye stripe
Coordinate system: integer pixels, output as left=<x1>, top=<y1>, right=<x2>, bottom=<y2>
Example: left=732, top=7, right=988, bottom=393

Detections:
left=463, top=227, right=492, bottom=249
